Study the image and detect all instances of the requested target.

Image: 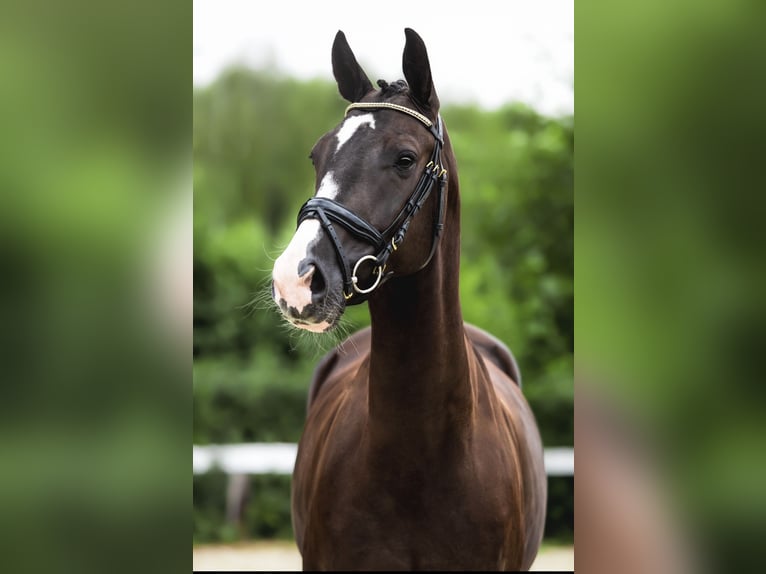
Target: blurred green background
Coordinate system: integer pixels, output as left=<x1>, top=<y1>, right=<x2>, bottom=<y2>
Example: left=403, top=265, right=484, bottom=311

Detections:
left=0, top=3, right=190, bottom=573
left=576, top=2, right=766, bottom=571
left=192, top=67, right=573, bottom=544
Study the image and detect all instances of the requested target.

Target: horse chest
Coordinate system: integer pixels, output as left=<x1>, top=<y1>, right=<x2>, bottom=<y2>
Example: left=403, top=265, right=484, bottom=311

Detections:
left=300, top=438, right=515, bottom=570
left=305, top=485, right=511, bottom=571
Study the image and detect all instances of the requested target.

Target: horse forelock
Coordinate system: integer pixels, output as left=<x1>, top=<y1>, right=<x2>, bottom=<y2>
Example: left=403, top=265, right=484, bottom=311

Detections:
left=375, top=78, right=409, bottom=97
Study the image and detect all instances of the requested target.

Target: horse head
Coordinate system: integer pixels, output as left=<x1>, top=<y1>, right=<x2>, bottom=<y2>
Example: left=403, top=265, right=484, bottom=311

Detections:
left=272, top=29, right=450, bottom=332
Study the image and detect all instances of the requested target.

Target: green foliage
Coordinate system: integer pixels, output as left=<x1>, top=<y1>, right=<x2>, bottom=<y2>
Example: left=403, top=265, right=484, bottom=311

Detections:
left=193, top=69, right=345, bottom=233
left=545, top=477, right=575, bottom=542
left=194, top=473, right=293, bottom=544
left=193, top=357, right=313, bottom=444
left=193, top=470, right=229, bottom=544
left=193, top=66, right=573, bottom=543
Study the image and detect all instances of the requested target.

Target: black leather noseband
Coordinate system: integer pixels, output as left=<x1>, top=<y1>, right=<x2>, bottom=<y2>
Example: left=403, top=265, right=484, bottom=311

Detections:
left=297, top=103, right=448, bottom=305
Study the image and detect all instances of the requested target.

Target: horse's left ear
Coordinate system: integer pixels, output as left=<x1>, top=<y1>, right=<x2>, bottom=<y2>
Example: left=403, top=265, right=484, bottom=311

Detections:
left=402, top=28, right=440, bottom=113
left=332, top=30, right=374, bottom=103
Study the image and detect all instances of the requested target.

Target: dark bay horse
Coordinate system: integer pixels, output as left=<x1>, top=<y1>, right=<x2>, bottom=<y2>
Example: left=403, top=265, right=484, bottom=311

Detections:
left=271, top=28, right=546, bottom=571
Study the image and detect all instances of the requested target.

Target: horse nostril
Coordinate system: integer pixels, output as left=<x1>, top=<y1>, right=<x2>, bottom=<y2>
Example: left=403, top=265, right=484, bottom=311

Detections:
left=310, top=265, right=326, bottom=296
left=297, top=258, right=328, bottom=300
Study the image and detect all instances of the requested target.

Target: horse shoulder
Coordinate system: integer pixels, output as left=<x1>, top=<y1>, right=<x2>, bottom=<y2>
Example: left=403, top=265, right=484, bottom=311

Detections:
left=295, top=327, right=372, bottom=555
left=464, top=322, right=522, bottom=387
left=306, top=326, right=372, bottom=411
left=465, top=329, right=547, bottom=569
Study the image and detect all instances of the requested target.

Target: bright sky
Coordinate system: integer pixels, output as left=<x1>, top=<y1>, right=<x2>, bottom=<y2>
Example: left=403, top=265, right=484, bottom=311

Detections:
left=193, top=0, right=573, bottom=116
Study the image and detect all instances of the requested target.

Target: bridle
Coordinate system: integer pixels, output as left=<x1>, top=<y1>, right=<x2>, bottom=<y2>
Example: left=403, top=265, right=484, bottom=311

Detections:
left=297, top=102, right=448, bottom=305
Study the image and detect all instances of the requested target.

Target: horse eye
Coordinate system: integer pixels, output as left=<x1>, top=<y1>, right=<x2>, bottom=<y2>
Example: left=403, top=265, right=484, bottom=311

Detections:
left=395, top=154, right=416, bottom=170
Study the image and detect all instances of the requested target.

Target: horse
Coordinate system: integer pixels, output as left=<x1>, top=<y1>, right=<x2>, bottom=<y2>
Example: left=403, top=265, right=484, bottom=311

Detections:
left=271, top=28, right=547, bottom=571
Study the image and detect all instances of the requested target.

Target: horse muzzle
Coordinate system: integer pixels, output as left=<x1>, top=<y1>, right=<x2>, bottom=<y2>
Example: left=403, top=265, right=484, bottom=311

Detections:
left=271, top=224, right=347, bottom=332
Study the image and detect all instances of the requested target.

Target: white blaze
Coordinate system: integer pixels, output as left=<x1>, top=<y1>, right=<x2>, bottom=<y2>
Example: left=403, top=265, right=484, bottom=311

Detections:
left=335, top=113, right=375, bottom=152
left=316, top=171, right=339, bottom=199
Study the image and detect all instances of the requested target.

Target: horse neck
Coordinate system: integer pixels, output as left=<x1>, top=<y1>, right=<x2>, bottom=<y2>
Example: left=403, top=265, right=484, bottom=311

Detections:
left=366, top=150, right=474, bottom=454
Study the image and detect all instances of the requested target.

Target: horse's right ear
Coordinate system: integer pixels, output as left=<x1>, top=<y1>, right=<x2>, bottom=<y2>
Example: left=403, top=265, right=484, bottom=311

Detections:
left=332, top=31, right=373, bottom=103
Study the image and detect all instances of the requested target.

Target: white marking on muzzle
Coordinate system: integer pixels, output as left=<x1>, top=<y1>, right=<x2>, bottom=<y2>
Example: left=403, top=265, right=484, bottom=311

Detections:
left=302, top=320, right=333, bottom=333
left=272, top=220, right=320, bottom=314
left=336, top=113, right=375, bottom=153
left=272, top=171, right=342, bottom=319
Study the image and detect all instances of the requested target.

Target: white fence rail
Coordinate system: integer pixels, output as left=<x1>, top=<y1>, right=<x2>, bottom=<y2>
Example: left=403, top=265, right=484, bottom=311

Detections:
left=193, top=443, right=573, bottom=477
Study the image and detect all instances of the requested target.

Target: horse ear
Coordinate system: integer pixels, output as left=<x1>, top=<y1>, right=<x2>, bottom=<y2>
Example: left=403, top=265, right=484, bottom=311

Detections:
left=402, top=28, right=440, bottom=113
left=332, top=30, right=373, bottom=103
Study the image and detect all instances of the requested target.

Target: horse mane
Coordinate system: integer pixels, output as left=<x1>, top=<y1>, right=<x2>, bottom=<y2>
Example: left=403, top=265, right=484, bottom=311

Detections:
left=376, top=79, right=409, bottom=97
